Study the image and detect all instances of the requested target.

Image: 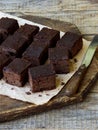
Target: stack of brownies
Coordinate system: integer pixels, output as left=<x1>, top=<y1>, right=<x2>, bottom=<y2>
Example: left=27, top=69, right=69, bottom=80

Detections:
left=0, top=17, right=83, bottom=92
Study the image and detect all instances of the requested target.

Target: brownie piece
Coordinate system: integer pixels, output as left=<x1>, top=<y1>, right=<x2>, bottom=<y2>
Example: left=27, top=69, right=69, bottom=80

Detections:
left=34, top=27, right=60, bottom=47
left=57, top=32, right=83, bottom=58
left=0, top=17, right=19, bottom=34
left=0, top=33, right=29, bottom=57
left=3, top=58, right=31, bottom=87
left=0, top=53, right=11, bottom=79
left=15, top=24, right=39, bottom=43
left=28, top=64, right=56, bottom=92
left=49, top=47, right=70, bottom=74
left=22, top=41, right=48, bottom=66
left=0, top=28, right=8, bottom=44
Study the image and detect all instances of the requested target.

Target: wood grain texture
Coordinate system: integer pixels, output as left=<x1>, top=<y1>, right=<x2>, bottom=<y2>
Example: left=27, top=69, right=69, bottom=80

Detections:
left=0, top=0, right=98, bottom=129
left=0, top=15, right=98, bottom=125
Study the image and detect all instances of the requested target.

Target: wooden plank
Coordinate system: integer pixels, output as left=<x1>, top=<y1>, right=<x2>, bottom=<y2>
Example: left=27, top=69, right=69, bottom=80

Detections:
left=0, top=54, right=98, bottom=122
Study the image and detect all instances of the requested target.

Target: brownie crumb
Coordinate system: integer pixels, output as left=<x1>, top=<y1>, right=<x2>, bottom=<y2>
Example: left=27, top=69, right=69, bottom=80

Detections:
left=11, top=88, right=14, bottom=90
left=38, top=94, right=42, bottom=97
left=61, top=82, right=65, bottom=86
left=74, top=58, right=78, bottom=63
left=26, top=91, right=31, bottom=95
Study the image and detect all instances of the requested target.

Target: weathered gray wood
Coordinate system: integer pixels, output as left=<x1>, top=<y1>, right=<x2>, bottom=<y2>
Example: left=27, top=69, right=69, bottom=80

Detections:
left=0, top=0, right=98, bottom=129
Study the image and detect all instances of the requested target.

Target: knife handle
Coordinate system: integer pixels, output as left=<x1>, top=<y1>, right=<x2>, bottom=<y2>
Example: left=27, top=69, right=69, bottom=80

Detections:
left=65, top=64, right=87, bottom=97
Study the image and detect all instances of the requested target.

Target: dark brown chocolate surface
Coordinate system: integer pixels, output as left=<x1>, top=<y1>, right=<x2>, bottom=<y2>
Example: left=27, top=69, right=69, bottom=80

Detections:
left=0, top=17, right=19, bottom=34
left=15, top=23, right=39, bottom=43
left=22, top=41, right=48, bottom=66
left=28, top=64, right=55, bottom=79
left=49, top=47, right=70, bottom=73
left=0, top=15, right=97, bottom=124
left=57, top=32, right=83, bottom=58
left=34, top=27, right=60, bottom=47
left=3, top=58, right=31, bottom=86
left=0, top=33, right=28, bottom=57
left=28, top=64, right=56, bottom=92
left=0, top=53, right=11, bottom=79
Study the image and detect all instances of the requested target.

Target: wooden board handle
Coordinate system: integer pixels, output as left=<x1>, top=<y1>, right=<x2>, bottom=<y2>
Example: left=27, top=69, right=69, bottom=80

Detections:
left=65, top=64, right=87, bottom=97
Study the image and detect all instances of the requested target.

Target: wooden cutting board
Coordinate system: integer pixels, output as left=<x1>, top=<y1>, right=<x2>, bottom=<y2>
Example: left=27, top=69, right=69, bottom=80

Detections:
left=0, top=16, right=98, bottom=123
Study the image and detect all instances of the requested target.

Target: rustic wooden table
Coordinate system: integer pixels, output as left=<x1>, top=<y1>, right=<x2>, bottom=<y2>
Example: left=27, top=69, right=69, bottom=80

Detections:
left=0, top=0, right=98, bottom=130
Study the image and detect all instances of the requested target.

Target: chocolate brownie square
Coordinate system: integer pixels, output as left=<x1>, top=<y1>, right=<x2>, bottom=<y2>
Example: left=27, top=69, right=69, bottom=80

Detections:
left=0, top=53, right=11, bottom=79
left=3, top=58, right=31, bottom=87
left=49, top=47, right=70, bottom=74
left=0, top=17, right=19, bottom=34
left=22, top=41, right=48, bottom=66
left=34, top=27, right=60, bottom=47
left=0, top=33, right=29, bottom=57
left=28, top=64, right=56, bottom=92
left=15, top=24, right=39, bottom=44
left=57, top=32, right=83, bottom=58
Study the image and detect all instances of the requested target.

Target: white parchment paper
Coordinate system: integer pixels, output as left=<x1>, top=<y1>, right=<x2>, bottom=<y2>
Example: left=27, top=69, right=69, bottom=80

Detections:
left=0, top=12, right=90, bottom=105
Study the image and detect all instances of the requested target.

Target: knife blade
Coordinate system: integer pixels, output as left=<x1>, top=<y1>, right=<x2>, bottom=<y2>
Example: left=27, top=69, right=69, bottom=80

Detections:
left=64, top=35, right=98, bottom=97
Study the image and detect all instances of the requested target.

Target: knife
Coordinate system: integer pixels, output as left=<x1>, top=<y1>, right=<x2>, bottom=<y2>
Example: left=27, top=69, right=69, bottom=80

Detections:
left=65, top=35, right=98, bottom=97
